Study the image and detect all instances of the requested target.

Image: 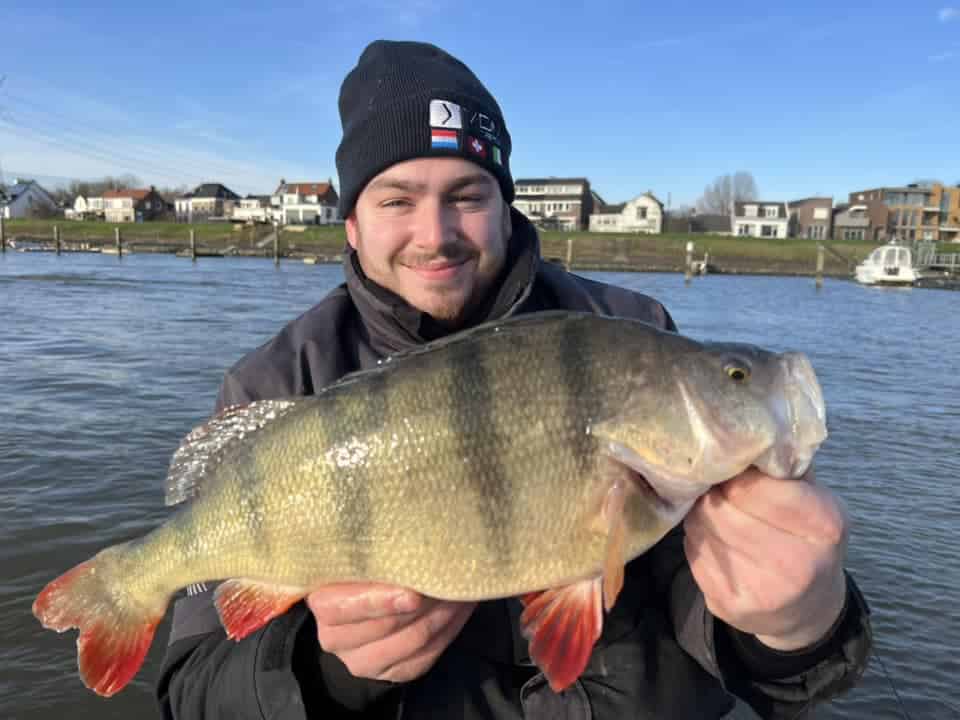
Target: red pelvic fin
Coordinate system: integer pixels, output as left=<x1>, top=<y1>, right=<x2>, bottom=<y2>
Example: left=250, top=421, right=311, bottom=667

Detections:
left=33, top=558, right=162, bottom=697
left=519, top=577, right=604, bottom=692
left=214, top=579, right=306, bottom=640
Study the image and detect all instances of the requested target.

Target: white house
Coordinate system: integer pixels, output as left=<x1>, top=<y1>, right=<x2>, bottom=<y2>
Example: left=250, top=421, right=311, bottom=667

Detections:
left=0, top=179, right=59, bottom=219
left=272, top=180, right=339, bottom=225
left=733, top=201, right=789, bottom=238
left=589, top=192, right=664, bottom=234
left=513, top=178, right=593, bottom=231
left=231, top=195, right=273, bottom=223
left=175, top=183, right=240, bottom=223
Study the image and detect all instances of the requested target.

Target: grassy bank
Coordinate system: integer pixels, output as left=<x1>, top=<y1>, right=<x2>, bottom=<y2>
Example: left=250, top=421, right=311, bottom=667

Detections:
left=1, top=218, right=892, bottom=277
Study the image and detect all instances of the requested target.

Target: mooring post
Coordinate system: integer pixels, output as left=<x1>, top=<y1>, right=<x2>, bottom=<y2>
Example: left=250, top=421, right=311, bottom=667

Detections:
left=115, top=227, right=122, bottom=258
left=54, top=225, right=61, bottom=255
left=0, top=215, right=5, bottom=253
left=566, top=237, right=573, bottom=269
left=685, top=241, right=694, bottom=284
left=816, top=243, right=824, bottom=290
left=274, top=224, right=280, bottom=266
left=702, top=251, right=710, bottom=276
left=190, top=229, right=197, bottom=262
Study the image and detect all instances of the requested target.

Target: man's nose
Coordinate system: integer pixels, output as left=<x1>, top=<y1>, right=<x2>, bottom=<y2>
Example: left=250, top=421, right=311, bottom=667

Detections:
left=415, top=199, right=455, bottom=250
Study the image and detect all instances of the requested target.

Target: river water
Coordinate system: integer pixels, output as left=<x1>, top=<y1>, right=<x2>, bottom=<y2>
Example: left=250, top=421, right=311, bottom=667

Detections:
left=1, top=251, right=957, bottom=719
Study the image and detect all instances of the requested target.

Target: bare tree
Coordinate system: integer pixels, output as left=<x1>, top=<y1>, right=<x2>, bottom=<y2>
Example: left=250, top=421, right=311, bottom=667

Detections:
left=696, top=172, right=758, bottom=215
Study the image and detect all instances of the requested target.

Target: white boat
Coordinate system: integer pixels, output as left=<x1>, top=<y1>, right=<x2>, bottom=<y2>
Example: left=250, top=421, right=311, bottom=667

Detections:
left=854, top=242, right=918, bottom=286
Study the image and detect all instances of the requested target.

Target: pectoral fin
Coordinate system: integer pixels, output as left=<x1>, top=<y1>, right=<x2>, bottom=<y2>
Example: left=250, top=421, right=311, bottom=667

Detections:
left=520, top=577, right=604, bottom=692
left=214, top=579, right=306, bottom=640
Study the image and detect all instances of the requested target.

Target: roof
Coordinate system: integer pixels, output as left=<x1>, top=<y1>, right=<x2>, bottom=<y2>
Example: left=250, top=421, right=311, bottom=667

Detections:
left=103, top=189, right=151, bottom=200
left=596, top=203, right=626, bottom=214
left=788, top=197, right=833, bottom=208
left=733, top=201, right=787, bottom=219
left=189, top=183, right=240, bottom=200
left=515, top=178, right=590, bottom=187
left=3, top=181, right=34, bottom=200
left=278, top=182, right=335, bottom=196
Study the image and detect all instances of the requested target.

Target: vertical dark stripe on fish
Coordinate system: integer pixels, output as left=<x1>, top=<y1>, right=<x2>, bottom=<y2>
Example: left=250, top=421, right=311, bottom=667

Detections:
left=326, top=370, right=388, bottom=577
left=450, top=342, right=512, bottom=567
left=559, top=316, right=596, bottom=465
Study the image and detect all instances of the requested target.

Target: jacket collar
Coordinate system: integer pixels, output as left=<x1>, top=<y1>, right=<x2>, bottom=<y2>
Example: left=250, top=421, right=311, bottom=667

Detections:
left=344, top=208, right=541, bottom=355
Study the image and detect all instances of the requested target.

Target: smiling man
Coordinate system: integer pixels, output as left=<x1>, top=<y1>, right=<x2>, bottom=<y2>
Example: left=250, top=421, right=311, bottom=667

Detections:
left=157, top=40, right=872, bottom=719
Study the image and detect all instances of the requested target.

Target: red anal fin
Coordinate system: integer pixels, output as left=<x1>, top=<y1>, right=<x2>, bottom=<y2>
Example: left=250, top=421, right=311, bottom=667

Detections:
left=214, top=579, right=306, bottom=640
left=519, top=578, right=603, bottom=692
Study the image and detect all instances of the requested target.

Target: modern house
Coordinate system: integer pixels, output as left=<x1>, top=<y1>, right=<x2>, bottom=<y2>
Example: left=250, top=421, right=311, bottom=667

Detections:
left=272, top=180, right=339, bottom=225
left=832, top=201, right=889, bottom=243
left=102, top=187, right=168, bottom=223
left=849, top=183, right=960, bottom=243
left=513, top=178, right=594, bottom=231
left=0, top=179, right=59, bottom=219
left=231, top=195, right=273, bottom=224
left=589, top=192, right=664, bottom=234
left=788, top=197, right=833, bottom=240
left=732, top=201, right=789, bottom=238
left=175, top=183, right=240, bottom=223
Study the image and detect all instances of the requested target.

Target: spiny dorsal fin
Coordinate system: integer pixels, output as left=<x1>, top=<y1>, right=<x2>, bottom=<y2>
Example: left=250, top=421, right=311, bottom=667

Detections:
left=164, top=400, right=299, bottom=506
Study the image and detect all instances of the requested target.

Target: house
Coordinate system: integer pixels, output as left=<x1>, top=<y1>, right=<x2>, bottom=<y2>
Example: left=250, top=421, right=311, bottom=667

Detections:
left=589, top=192, right=664, bottom=234
left=231, top=195, right=273, bottom=224
left=102, top=187, right=168, bottom=223
left=832, top=201, right=889, bottom=243
left=175, top=183, right=240, bottom=223
left=513, top=178, right=594, bottom=231
left=67, top=195, right=106, bottom=221
left=732, top=201, right=789, bottom=238
left=272, top=180, right=340, bottom=225
left=0, top=179, right=59, bottom=219
left=663, top=212, right=732, bottom=235
left=788, top=197, right=833, bottom=240
left=849, top=183, right=960, bottom=243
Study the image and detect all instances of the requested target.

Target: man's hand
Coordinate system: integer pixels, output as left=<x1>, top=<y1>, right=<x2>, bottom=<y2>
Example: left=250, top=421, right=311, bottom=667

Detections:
left=683, top=467, right=849, bottom=651
left=306, top=583, right=476, bottom=682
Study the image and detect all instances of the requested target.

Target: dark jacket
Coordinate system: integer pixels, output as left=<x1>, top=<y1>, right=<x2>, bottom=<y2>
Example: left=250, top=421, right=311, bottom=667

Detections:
left=157, top=210, right=871, bottom=720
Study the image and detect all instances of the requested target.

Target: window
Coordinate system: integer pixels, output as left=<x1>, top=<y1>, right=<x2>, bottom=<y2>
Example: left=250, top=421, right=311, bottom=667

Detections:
left=764, top=206, right=779, bottom=218
left=761, top=224, right=777, bottom=238
left=738, top=223, right=751, bottom=236
left=636, top=206, right=648, bottom=220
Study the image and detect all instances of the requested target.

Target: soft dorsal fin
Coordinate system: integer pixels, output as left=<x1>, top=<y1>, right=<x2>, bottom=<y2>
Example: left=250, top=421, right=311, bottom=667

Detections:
left=164, top=400, right=299, bottom=506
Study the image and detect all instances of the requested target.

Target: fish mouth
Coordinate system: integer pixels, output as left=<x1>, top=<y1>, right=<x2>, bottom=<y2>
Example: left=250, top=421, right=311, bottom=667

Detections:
left=752, top=352, right=828, bottom=479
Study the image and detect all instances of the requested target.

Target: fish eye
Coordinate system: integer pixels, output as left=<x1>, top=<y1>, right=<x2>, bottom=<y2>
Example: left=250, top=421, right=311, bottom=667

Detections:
left=724, top=363, right=750, bottom=383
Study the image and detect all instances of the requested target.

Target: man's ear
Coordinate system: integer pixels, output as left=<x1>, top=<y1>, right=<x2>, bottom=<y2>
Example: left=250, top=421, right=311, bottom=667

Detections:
left=345, top=212, right=359, bottom=249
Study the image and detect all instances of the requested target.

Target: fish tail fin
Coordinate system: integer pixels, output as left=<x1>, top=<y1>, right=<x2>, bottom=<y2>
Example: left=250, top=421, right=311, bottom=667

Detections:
left=33, top=546, right=164, bottom=697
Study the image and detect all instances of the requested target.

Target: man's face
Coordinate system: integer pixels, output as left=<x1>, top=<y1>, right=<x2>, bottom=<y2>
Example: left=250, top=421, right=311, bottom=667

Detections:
left=346, top=157, right=511, bottom=327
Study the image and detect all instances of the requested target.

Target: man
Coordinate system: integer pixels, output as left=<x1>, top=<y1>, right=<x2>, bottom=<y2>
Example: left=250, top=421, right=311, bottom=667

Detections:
left=158, top=40, right=871, bottom=719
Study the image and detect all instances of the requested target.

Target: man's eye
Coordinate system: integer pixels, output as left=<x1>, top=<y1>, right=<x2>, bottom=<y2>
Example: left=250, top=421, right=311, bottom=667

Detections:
left=454, top=195, right=483, bottom=204
left=381, top=199, right=411, bottom=208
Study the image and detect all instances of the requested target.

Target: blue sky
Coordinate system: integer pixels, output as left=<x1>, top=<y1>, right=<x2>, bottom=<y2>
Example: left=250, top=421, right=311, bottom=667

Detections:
left=1, top=1, right=957, bottom=207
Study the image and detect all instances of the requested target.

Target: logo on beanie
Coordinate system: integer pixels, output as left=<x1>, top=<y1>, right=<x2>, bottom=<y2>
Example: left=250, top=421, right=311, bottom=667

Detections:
left=431, top=128, right=459, bottom=150
left=430, top=100, right=462, bottom=129
left=467, top=136, right=487, bottom=159
left=491, top=145, right=502, bottom=166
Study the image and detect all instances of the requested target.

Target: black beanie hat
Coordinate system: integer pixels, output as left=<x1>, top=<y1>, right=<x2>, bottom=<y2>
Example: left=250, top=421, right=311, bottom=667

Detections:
left=335, top=40, right=514, bottom=218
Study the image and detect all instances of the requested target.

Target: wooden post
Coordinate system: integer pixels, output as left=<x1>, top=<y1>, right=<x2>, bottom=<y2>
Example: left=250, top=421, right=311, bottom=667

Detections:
left=684, top=241, right=694, bottom=284
left=54, top=225, right=61, bottom=255
left=566, top=237, right=573, bottom=269
left=190, top=229, right=197, bottom=262
left=274, top=225, right=280, bottom=266
left=0, top=215, right=5, bottom=253
left=115, top=227, right=122, bottom=258
left=816, top=244, right=824, bottom=290
left=702, top=251, right=710, bottom=276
